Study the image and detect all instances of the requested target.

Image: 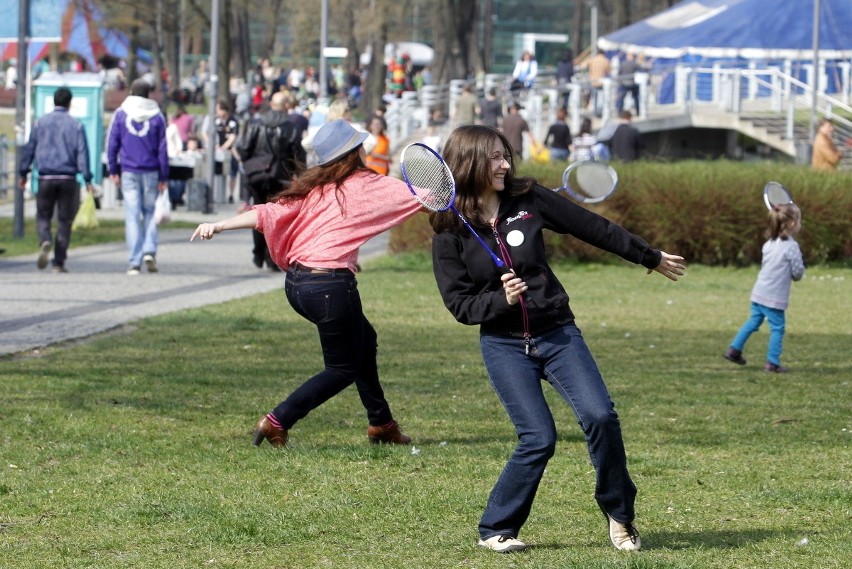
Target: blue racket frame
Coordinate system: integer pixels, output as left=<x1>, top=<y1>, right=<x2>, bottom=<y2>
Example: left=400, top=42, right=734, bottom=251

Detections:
left=400, top=143, right=505, bottom=268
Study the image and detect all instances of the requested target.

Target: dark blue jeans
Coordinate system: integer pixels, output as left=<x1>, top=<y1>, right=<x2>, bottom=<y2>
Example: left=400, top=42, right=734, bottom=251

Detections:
left=478, top=324, right=636, bottom=540
left=271, top=268, right=395, bottom=429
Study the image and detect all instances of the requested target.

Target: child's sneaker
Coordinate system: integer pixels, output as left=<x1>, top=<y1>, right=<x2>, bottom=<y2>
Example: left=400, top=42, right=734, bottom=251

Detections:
left=724, top=347, right=747, bottom=365
left=764, top=363, right=789, bottom=373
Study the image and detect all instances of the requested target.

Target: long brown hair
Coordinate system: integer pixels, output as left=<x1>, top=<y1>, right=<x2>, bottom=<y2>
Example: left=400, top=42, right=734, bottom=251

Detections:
left=766, top=203, right=801, bottom=241
left=430, top=125, right=534, bottom=233
left=270, top=146, right=375, bottom=206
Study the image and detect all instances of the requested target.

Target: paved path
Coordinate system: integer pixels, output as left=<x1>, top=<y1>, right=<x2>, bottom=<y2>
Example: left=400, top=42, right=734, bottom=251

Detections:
left=0, top=201, right=388, bottom=356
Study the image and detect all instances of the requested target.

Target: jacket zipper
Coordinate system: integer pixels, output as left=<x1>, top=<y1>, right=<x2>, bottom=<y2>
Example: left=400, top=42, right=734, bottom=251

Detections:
left=492, top=218, right=532, bottom=355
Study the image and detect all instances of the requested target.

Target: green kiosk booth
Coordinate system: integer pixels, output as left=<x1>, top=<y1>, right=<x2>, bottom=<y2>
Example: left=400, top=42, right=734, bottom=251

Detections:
left=31, top=72, right=104, bottom=194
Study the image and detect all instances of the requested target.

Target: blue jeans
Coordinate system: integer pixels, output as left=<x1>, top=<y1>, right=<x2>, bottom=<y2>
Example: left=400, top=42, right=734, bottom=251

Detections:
left=271, top=268, right=395, bottom=429
left=548, top=147, right=570, bottom=161
left=730, top=302, right=786, bottom=366
left=478, top=325, right=636, bottom=540
left=121, top=171, right=160, bottom=267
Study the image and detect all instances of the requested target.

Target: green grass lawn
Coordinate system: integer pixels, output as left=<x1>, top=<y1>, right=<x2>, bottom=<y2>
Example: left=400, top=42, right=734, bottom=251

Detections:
left=1, top=254, right=849, bottom=568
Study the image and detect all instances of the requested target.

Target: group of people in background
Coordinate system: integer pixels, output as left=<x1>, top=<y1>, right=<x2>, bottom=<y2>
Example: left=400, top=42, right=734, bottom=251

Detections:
left=442, top=46, right=653, bottom=165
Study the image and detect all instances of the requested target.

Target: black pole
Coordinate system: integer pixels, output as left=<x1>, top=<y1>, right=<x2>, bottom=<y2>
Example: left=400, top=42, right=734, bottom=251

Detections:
left=13, top=0, right=29, bottom=239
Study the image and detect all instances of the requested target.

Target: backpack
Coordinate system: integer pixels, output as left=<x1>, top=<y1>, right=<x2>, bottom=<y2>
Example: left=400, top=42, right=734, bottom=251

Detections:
left=242, top=122, right=301, bottom=184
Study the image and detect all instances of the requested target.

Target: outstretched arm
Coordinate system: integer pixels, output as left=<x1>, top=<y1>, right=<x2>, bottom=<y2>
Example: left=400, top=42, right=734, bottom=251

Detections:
left=649, top=251, right=686, bottom=281
left=191, top=209, right=258, bottom=241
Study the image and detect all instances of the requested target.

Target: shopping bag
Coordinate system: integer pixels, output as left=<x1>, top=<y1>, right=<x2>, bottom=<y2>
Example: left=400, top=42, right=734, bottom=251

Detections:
left=72, top=192, right=99, bottom=230
left=153, top=191, right=171, bottom=224
left=530, top=141, right=550, bottom=164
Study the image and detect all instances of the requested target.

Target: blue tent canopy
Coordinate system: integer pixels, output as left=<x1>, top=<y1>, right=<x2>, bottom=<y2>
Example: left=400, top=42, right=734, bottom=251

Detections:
left=599, top=0, right=852, bottom=60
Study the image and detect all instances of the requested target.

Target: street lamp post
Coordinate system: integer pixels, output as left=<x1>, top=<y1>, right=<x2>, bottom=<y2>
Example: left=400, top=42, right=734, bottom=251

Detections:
left=320, top=0, right=328, bottom=100
left=13, top=0, right=29, bottom=238
left=807, top=0, right=821, bottom=146
left=205, top=0, right=221, bottom=211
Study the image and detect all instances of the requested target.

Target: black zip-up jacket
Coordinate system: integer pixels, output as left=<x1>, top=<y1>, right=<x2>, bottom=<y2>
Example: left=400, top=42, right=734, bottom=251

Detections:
left=432, top=184, right=662, bottom=337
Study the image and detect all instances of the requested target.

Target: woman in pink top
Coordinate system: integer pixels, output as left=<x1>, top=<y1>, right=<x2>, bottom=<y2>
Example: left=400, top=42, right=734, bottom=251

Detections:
left=192, top=120, right=422, bottom=448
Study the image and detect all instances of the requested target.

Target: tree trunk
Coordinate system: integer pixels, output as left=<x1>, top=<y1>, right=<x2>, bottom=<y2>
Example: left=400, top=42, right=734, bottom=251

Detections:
left=572, top=1, right=585, bottom=57
left=127, top=24, right=140, bottom=85
left=261, top=0, right=284, bottom=59
left=430, top=0, right=480, bottom=82
left=217, top=0, right=232, bottom=102
left=231, top=3, right=250, bottom=84
left=341, top=0, right=360, bottom=78
left=481, top=0, right=493, bottom=74
left=363, top=18, right=388, bottom=114
left=150, top=0, right=165, bottom=99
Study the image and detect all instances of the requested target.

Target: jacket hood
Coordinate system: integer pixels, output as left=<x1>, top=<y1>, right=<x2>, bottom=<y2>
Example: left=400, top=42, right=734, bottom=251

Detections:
left=120, top=95, right=162, bottom=122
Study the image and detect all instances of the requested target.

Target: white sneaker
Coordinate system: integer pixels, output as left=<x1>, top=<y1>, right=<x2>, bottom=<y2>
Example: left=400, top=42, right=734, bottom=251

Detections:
left=143, top=253, right=158, bottom=273
left=37, top=241, right=51, bottom=269
left=477, top=535, right=527, bottom=553
left=608, top=515, right=641, bottom=551
left=127, top=266, right=141, bottom=276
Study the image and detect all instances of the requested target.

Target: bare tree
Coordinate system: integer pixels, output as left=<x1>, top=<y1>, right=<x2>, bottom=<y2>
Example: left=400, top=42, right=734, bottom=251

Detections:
left=186, top=0, right=232, bottom=100
left=231, top=3, right=251, bottom=84
left=257, top=0, right=286, bottom=60
left=572, top=2, right=586, bottom=57
left=430, top=0, right=477, bottom=83
left=361, top=0, right=390, bottom=113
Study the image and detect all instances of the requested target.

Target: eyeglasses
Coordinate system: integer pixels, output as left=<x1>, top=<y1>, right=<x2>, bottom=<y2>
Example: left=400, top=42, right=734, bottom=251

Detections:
left=490, top=153, right=511, bottom=164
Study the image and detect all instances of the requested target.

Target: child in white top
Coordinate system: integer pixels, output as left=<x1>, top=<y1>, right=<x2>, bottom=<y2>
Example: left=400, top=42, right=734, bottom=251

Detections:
left=724, top=203, right=805, bottom=372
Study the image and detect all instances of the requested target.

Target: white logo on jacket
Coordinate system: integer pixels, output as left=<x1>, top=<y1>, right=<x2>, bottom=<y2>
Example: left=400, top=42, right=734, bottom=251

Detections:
left=506, top=210, right=533, bottom=225
left=125, top=116, right=151, bottom=137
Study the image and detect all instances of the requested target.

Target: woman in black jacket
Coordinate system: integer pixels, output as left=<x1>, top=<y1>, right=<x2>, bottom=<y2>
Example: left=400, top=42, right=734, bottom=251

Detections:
left=430, top=125, right=684, bottom=553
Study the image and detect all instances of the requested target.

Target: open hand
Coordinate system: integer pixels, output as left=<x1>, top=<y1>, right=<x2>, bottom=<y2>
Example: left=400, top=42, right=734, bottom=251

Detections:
left=650, top=252, right=686, bottom=281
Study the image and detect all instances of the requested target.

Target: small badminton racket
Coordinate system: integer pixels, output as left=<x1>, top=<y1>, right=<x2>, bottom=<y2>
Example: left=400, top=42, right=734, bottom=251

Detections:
left=400, top=143, right=505, bottom=268
left=763, top=181, right=793, bottom=210
left=553, top=161, right=619, bottom=203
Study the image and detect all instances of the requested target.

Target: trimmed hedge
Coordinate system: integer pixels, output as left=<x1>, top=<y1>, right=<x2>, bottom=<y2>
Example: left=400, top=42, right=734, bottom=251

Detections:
left=390, top=160, right=852, bottom=266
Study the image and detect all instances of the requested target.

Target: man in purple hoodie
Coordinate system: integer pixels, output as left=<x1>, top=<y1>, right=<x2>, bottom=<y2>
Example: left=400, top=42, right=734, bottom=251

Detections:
left=107, top=79, right=169, bottom=275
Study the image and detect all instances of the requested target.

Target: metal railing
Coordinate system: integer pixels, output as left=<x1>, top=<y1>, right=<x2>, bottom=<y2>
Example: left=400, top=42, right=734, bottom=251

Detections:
left=375, top=59, right=851, bottom=164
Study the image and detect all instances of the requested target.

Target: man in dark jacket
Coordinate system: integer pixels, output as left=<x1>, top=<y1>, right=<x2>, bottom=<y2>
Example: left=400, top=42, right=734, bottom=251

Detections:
left=107, top=79, right=169, bottom=275
left=19, top=87, right=93, bottom=273
left=610, top=111, right=643, bottom=162
left=236, top=91, right=305, bottom=269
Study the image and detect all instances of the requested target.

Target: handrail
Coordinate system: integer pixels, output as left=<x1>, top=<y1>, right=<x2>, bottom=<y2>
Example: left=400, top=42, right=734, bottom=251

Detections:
left=378, top=60, right=850, bottom=166
left=693, top=66, right=852, bottom=119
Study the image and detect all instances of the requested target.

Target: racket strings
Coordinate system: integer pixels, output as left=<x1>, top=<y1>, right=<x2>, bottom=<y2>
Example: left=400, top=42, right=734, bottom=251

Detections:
left=566, top=164, right=617, bottom=200
left=767, top=186, right=790, bottom=205
left=402, top=150, right=455, bottom=211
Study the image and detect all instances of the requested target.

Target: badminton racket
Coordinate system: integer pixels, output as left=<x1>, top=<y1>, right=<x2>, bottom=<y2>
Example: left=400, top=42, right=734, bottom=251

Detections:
left=763, top=181, right=793, bottom=210
left=553, top=161, right=619, bottom=203
left=400, top=143, right=505, bottom=268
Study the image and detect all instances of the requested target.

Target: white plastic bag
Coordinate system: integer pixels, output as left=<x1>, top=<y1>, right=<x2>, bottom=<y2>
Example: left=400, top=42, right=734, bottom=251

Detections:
left=153, top=191, right=171, bottom=224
